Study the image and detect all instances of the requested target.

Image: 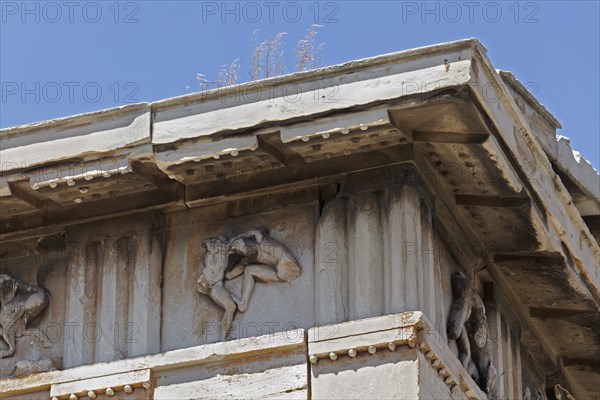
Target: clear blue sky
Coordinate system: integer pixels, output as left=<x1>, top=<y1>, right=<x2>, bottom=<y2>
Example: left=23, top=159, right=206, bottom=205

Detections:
left=1, top=1, right=598, bottom=169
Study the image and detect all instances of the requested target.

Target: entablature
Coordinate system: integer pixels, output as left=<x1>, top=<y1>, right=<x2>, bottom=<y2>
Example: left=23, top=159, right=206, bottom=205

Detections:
left=1, top=38, right=598, bottom=398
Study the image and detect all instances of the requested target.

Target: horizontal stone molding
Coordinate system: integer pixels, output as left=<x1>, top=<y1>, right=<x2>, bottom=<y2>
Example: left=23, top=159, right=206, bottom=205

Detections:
left=50, top=369, right=151, bottom=399
left=1, top=314, right=491, bottom=399
left=0, top=329, right=306, bottom=397
left=308, top=312, right=487, bottom=400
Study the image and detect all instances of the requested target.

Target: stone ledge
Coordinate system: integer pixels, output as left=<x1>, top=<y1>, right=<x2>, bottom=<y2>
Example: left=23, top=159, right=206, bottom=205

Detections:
left=50, top=369, right=151, bottom=400
left=308, top=312, right=487, bottom=400
left=0, top=105, right=151, bottom=173
left=0, top=329, right=306, bottom=397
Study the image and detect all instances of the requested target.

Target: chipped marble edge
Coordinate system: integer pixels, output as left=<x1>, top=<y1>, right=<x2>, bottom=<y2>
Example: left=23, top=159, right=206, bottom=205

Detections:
left=0, top=38, right=482, bottom=138
left=498, top=71, right=561, bottom=129
left=151, top=38, right=483, bottom=111
left=499, top=70, right=598, bottom=200
left=556, top=136, right=600, bottom=201
left=0, top=103, right=151, bottom=138
left=308, top=311, right=425, bottom=343
left=0, top=329, right=306, bottom=396
left=50, top=369, right=151, bottom=399
left=306, top=312, right=487, bottom=400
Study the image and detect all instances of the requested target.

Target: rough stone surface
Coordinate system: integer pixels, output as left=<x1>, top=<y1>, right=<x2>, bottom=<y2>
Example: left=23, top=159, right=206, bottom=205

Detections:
left=1, top=39, right=598, bottom=399
left=10, top=359, right=56, bottom=378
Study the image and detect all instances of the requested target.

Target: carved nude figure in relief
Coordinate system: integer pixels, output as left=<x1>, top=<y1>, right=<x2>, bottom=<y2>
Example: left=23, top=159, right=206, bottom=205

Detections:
left=197, top=228, right=301, bottom=340
left=225, top=229, right=301, bottom=312
left=447, top=271, right=497, bottom=394
left=197, top=236, right=238, bottom=342
left=0, top=274, right=49, bottom=358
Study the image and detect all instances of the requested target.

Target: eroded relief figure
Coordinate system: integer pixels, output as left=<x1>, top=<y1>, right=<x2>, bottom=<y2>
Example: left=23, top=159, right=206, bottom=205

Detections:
left=523, top=387, right=547, bottom=400
left=226, top=229, right=301, bottom=312
left=197, top=228, right=301, bottom=340
left=553, top=384, right=576, bottom=400
left=447, top=271, right=497, bottom=394
left=197, top=236, right=238, bottom=341
left=0, top=274, right=49, bottom=358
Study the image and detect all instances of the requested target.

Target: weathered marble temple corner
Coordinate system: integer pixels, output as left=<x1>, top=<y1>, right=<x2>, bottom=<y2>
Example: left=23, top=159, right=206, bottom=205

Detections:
left=1, top=39, right=598, bottom=399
